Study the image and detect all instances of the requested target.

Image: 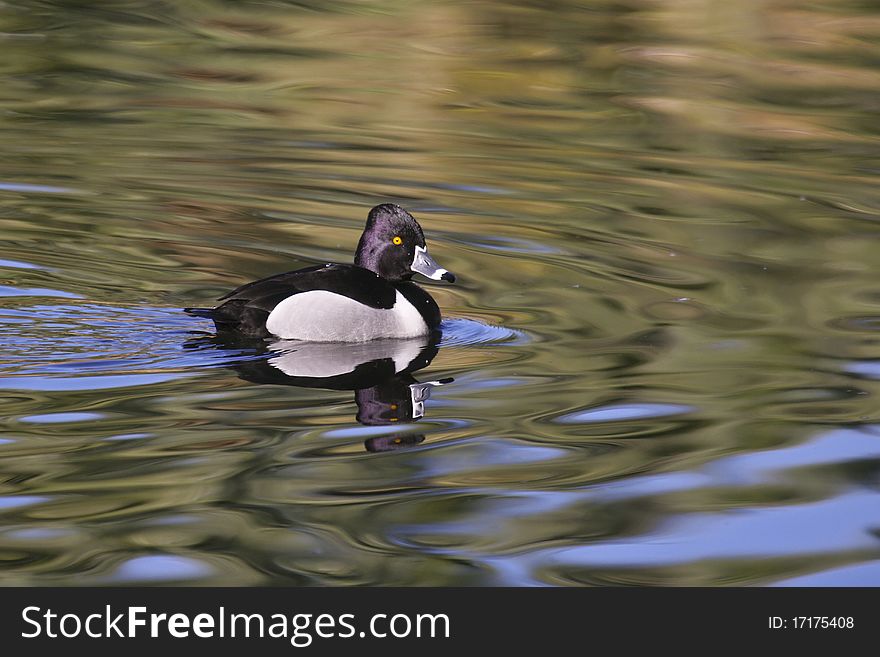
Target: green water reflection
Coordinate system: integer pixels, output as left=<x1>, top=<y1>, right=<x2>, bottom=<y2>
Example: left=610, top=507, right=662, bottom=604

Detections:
left=1, top=0, right=880, bottom=585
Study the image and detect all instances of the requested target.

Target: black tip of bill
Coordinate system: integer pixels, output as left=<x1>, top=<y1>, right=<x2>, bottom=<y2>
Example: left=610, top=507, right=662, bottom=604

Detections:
left=441, top=271, right=456, bottom=283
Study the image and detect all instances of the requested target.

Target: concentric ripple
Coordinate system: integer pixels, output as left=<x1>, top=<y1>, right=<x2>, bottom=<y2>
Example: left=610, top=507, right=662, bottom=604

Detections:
left=439, top=318, right=530, bottom=347
left=0, top=302, right=261, bottom=384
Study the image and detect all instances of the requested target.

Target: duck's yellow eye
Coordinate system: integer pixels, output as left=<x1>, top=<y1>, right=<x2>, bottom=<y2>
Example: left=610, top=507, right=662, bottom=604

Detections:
left=392, top=236, right=403, bottom=245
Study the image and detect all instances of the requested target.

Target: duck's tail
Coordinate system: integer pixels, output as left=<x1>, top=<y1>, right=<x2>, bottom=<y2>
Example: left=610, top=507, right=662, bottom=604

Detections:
left=183, top=307, right=215, bottom=320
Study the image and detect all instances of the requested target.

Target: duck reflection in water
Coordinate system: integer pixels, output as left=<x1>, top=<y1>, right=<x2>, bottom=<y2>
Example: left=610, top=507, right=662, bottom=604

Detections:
left=188, top=334, right=451, bottom=452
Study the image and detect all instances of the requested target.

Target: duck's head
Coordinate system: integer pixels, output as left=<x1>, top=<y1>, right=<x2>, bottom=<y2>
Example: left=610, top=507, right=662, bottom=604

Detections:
left=355, top=204, right=456, bottom=283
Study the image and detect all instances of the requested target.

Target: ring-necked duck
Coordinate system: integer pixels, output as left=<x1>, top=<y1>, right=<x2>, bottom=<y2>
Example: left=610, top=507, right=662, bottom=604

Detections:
left=187, top=204, right=455, bottom=341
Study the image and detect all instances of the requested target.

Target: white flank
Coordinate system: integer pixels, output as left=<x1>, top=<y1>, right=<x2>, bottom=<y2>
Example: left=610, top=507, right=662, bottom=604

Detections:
left=265, top=290, right=428, bottom=342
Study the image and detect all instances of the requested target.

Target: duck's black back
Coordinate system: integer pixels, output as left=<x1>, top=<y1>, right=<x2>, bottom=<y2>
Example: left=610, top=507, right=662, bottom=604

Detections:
left=206, top=264, right=400, bottom=338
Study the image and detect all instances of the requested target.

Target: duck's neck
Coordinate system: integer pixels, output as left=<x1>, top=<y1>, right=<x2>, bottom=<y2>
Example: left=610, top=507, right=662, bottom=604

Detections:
left=354, top=240, right=380, bottom=274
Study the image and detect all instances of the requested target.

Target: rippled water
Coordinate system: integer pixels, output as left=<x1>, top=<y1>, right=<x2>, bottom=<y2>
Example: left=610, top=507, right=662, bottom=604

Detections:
left=2, top=0, right=880, bottom=586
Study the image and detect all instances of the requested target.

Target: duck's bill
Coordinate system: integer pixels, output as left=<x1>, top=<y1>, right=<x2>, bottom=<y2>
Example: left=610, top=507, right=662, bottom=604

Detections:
left=411, top=245, right=456, bottom=282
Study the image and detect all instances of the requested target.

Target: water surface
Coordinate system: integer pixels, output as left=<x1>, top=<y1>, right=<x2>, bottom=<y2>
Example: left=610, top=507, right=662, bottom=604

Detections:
left=1, top=0, right=880, bottom=586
